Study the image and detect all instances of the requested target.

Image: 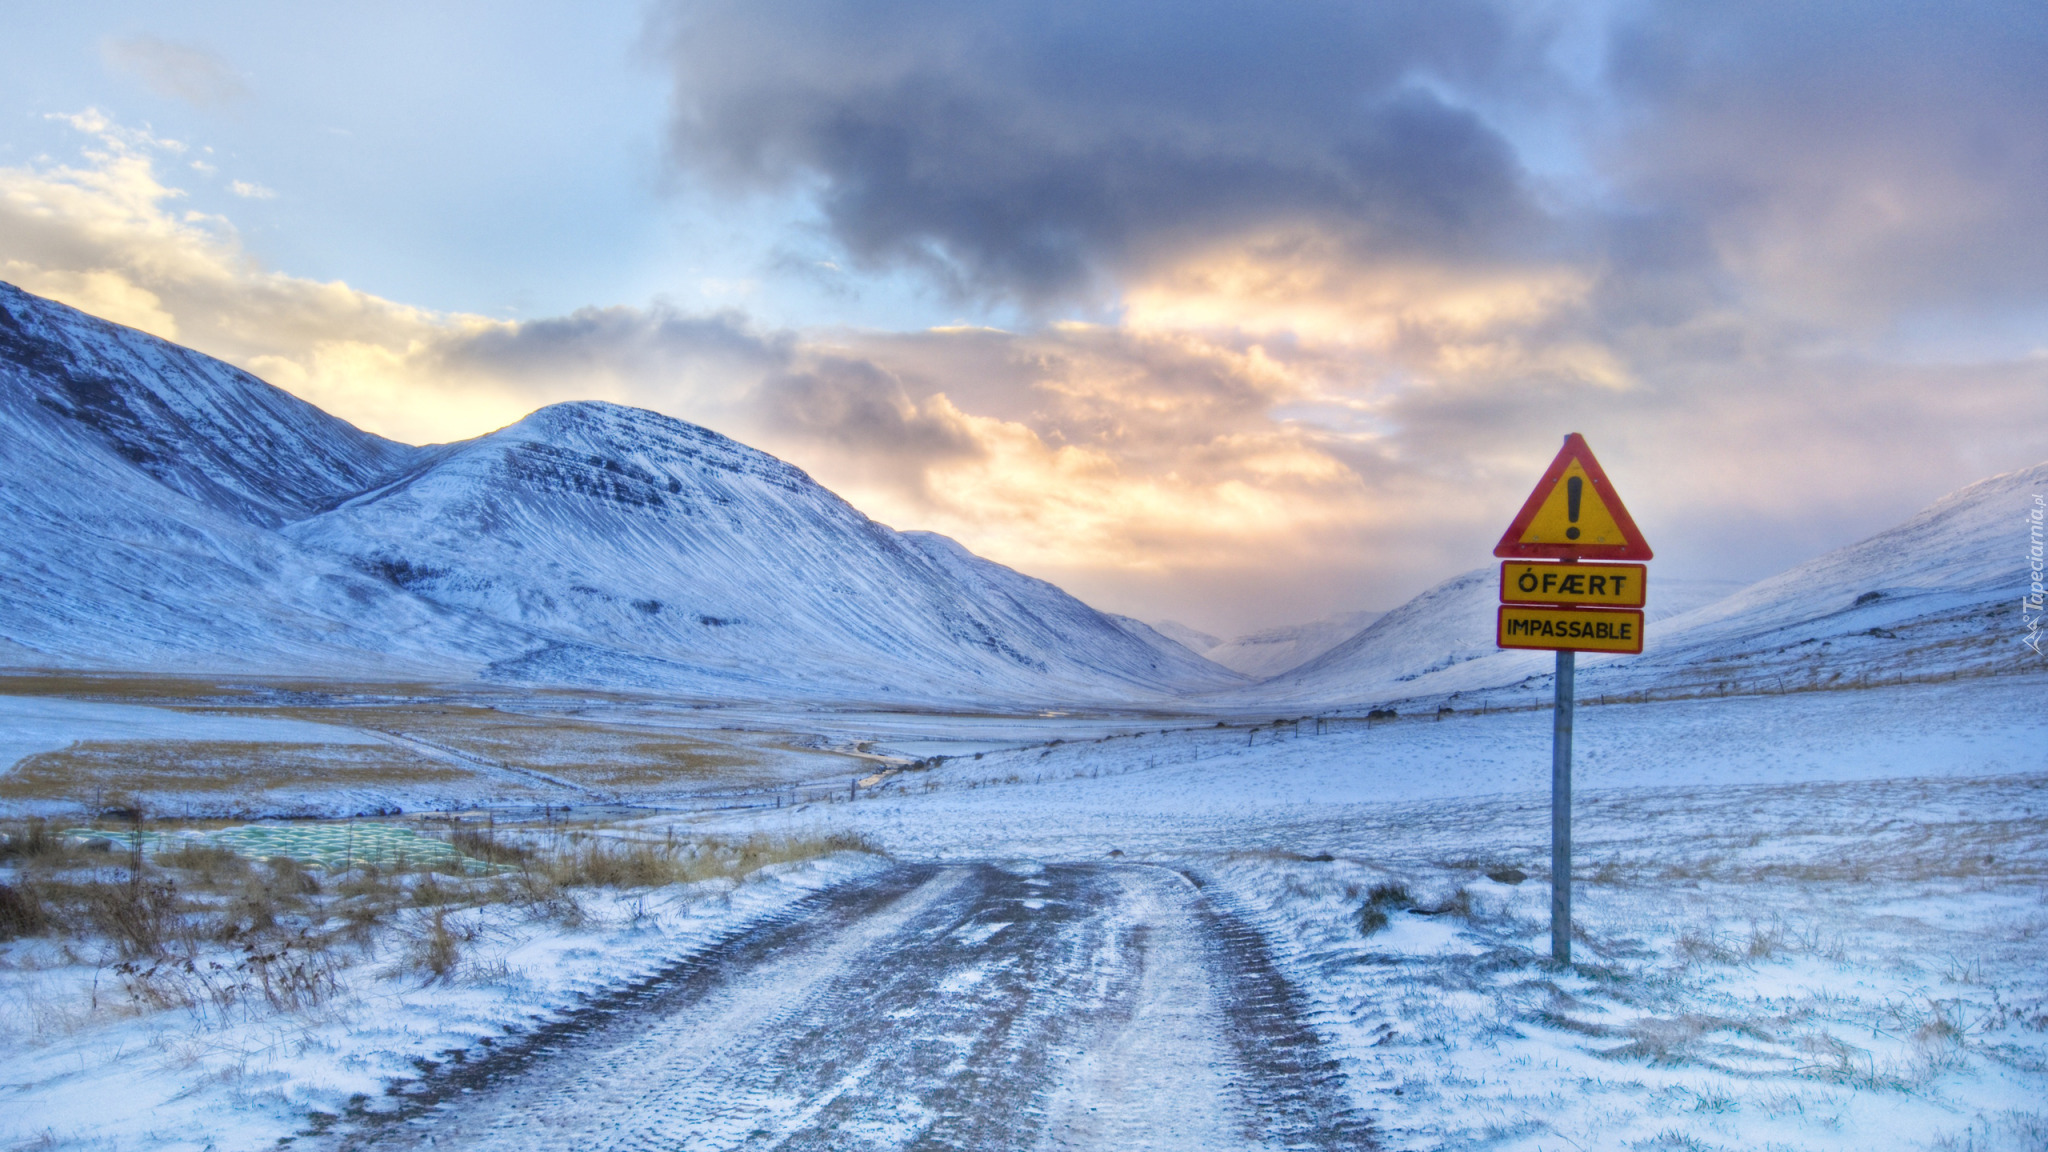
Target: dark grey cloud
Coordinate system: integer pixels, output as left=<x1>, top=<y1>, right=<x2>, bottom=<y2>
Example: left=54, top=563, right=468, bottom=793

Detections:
left=752, top=355, right=982, bottom=462
left=656, top=0, right=1553, bottom=303
left=444, top=303, right=789, bottom=385
left=657, top=0, right=2048, bottom=339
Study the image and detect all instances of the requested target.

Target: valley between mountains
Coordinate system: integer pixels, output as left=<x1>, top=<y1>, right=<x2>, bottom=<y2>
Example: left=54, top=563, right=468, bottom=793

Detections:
left=2, top=280, right=2044, bottom=1152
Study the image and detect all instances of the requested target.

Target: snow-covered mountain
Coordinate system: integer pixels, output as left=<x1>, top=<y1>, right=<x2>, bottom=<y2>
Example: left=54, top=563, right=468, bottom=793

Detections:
left=1147, top=611, right=1397, bottom=678
left=1234, top=569, right=1527, bottom=703
left=1234, top=464, right=2040, bottom=709
left=1150, top=620, right=1222, bottom=654
left=0, top=282, right=1243, bottom=705
left=1196, top=610, right=1384, bottom=678
left=285, top=401, right=1242, bottom=700
left=1220, top=573, right=1740, bottom=703
left=1624, top=462, right=2040, bottom=694
left=6, top=280, right=2030, bottom=712
left=0, top=283, right=429, bottom=526
left=0, top=283, right=514, bottom=677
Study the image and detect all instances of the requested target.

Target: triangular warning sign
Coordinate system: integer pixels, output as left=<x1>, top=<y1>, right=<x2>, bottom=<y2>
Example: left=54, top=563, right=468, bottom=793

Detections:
left=1494, top=434, right=1653, bottom=559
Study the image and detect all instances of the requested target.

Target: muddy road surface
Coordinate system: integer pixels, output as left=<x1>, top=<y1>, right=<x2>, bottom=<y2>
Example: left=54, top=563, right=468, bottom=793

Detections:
left=335, top=863, right=1374, bottom=1151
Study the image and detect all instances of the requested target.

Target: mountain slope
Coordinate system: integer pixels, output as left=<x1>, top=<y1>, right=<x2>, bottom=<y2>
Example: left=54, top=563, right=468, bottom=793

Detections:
left=284, top=402, right=1246, bottom=702
left=0, top=284, right=516, bottom=675
left=1150, top=620, right=1222, bottom=653
left=1237, top=569, right=1527, bottom=703
left=897, top=533, right=1244, bottom=693
left=1234, top=464, right=2040, bottom=709
left=0, top=282, right=427, bottom=527
left=0, top=282, right=1241, bottom=705
left=1623, top=461, right=2042, bottom=692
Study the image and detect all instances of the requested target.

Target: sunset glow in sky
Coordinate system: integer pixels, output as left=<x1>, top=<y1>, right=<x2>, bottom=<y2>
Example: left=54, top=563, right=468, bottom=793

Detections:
left=3, top=1, right=2044, bottom=635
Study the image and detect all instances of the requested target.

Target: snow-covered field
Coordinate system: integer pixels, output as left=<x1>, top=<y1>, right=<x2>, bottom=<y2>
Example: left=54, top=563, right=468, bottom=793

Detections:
left=4, top=676, right=2042, bottom=1151
left=684, top=674, right=2048, bottom=1151
left=0, top=696, right=385, bottom=776
left=0, top=684, right=892, bottom=819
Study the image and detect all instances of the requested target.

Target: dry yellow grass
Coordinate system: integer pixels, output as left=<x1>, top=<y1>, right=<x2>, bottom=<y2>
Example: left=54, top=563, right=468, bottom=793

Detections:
left=0, top=672, right=446, bottom=702
left=0, top=740, right=476, bottom=804
left=534, top=830, right=880, bottom=888
left=397, top=718, right=768, bottom=787
left=185, top=701, right=792, bottom=790
left=0, top=681, right=866, bottom=807
left=0, top=672, right=264, bottom=701
left=2, top=814, right=881, bottom=991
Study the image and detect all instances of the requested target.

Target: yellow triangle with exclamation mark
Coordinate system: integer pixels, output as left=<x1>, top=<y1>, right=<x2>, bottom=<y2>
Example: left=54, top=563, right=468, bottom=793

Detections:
left=1518, top=460, right=1628, bottom=546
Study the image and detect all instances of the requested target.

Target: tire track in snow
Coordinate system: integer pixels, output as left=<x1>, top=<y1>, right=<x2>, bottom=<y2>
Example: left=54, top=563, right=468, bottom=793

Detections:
left=329, top=863, right=1376, bottom=1151
left=330, top=864, right=950, bottom=1149
left=1182, top=872, right=1380, bottom=1150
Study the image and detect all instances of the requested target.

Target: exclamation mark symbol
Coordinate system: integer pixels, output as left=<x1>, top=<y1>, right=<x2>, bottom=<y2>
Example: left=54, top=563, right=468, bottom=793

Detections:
left=1565, top=476, right=1583, bottom=541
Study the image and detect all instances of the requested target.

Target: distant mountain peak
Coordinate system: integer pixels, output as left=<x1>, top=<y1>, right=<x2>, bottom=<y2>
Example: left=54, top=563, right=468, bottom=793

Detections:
left=1149, top=620, right=1222, bottom=652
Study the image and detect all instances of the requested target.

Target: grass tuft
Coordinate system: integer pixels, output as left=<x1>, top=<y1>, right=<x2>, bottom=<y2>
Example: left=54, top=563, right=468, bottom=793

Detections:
left=0, top=815, right=884, bottom=1024
left=533, top=830, right=880, bottom=889
left=406, top=909, right=462, bottom=984
left=0, top=817, right=62, bottom=862
left=154, top=842, right=245, bottom=883
left=1358, top=881, right=1414, bottom=937
left=447, top=824, right=533, bottom=866
left=84, top=878, right=181, bottom=958
left=0, top=880, right=52, bottom=939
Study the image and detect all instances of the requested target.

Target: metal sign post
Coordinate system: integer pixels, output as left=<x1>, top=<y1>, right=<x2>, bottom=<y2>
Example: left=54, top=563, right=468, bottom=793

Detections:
left=1493, top=433, right=1653, bottom=968
left=1551, top=649, right=1574, bottom=964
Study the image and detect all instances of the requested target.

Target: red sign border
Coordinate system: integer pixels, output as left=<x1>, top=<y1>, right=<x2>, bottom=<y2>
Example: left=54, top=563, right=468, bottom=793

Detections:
left=1495, top=604, right=1646, bottom=654
left=1493, top=433, right=1653, bottom=560
left=1499, top=560, right=1648, bottom=608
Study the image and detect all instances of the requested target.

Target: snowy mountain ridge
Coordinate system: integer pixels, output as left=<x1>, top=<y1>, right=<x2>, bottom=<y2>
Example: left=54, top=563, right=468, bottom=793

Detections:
left=1232, top=462, right=2042, bottom=708
left=1149, top=620, right=1222, bottom=654
left=0, top=281, right=430, bottom=527
left=0, top=281, right=1241, bottom=706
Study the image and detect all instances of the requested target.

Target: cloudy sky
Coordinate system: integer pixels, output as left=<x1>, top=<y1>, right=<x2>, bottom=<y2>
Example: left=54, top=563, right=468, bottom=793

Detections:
left=2, top=1, right=2043, bottom=636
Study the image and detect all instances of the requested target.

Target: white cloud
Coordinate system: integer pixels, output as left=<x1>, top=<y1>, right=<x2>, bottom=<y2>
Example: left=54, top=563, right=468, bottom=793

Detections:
left=0, top=112, right=534, bottom=443
left=228, top=180, right=275, bottom=200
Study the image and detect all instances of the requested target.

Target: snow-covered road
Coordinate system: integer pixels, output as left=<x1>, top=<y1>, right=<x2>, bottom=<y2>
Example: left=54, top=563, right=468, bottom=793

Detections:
left=333, top=863, right=1372, bottom=1152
